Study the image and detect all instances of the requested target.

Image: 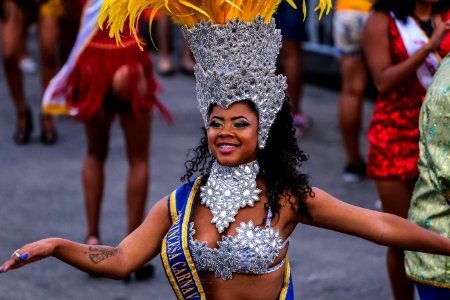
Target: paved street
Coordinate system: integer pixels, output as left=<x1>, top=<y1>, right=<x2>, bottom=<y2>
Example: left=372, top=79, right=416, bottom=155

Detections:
left=0, top=33, right=396, bottom=299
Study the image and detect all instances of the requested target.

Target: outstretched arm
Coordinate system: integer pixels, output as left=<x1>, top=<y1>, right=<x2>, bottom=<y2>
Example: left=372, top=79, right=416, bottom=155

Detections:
left=0, top=196, right=171, bottom=279
left=299, top=188, right=450, bottom=255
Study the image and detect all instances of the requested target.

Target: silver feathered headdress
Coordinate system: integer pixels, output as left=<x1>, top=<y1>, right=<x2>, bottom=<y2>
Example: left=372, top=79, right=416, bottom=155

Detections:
left=182, top=17, right=286, bottom=148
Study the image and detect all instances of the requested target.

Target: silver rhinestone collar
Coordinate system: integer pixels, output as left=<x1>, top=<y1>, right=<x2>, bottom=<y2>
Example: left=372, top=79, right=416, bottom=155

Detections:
left=200, top=160, right=261, bottom=233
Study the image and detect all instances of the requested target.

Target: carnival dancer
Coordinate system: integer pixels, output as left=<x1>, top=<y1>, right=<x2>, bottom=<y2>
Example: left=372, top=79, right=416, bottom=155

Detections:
left=3, top=1, right=450, bottom=299
left=363, top=0, right=450, bottom=299
left=42, top=0, right=171, bottom=280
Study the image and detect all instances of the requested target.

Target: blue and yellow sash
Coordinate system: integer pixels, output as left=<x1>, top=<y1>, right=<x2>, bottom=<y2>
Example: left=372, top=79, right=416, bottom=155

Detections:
left=160, top=177, right=294, bottom=300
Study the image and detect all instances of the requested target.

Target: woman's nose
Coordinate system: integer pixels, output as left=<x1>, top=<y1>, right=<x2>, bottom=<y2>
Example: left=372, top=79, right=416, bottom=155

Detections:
left=218, top=124, right=233, bottom=137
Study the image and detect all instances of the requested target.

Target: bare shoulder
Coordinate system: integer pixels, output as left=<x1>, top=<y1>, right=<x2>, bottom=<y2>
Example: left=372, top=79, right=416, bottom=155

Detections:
left=138, top=195, right=171, bottom=231
left=365, top=10, right=390, bottom=34
left=303, top=187, right=327, bottom=204
left=148, top=195, right=170, bottom=218
left=297, top=187, right=344, bottom=225
left=273, top=187, right=346, bottom=226
left=277, top=188, right=317, bottom=225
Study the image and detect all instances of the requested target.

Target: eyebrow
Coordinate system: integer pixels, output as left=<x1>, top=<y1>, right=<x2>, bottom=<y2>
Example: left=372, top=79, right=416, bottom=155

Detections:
left=209, top=116, right=250, bottom=121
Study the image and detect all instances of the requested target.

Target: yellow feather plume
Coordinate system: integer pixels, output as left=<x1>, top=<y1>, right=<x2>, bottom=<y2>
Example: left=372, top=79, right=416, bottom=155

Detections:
left=314, top=0, right=332, bottom=20
left=99, top=0, right=333, bottom=47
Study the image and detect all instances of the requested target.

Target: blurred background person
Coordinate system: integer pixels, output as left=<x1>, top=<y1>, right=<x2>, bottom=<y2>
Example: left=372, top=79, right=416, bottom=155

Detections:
left=363, top=0, right=450, bottom=299
left=274, top=0, right=311, bottom=135
left=155, top=13, right=195, bottom=76
left=0, top=0, right=69, bottom=145
left=333, top=0, right=374, bottom=182
left=43, top=0, right=172, bottom=280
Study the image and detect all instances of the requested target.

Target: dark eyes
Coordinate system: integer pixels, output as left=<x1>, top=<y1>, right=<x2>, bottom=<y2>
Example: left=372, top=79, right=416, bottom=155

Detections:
left=208, top=121, right=249, bottom=129
left=233, top=122, right=249, bottom=128
left=209, top=121, right=223, bottom=128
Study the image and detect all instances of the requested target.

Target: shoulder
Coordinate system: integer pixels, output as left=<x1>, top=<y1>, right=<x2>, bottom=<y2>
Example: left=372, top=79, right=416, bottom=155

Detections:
left=363, top=11, right=391, bottom=52
left=422, top=58, right=450, bottom=107
left=298, top=187, right=339, bottom=222
left=303, top=187, right=325, bottom=207
left=430, top=58, right=450, bottom=88
left=365, top=10, right=390, bottom=31
left=169, top=177, right=203, bottom=206
left=175, top=177, right=203, bottom=194
left=277, top=187, right=315, bottom=224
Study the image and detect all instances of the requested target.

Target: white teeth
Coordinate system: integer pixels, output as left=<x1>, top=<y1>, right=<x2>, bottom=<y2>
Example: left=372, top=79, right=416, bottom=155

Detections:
left=219, top=144, right=235, bottom=149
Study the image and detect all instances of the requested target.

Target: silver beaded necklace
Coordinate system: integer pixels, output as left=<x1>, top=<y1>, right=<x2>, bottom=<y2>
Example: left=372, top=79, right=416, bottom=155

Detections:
left=200, top=160, right=261, bottom=233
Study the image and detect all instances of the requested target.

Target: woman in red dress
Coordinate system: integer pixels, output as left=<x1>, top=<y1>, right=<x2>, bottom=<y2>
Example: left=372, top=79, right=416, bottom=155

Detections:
left=363, top=0, right=450, bottom=299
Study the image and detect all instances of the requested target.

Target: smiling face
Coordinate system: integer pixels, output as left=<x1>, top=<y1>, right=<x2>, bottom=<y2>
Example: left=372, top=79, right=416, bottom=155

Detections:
left=207, top=101, right=259, bottom=167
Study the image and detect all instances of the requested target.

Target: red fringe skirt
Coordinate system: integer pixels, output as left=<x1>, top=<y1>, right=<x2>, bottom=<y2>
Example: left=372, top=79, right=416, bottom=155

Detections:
left=65, top=33, right=169, bottom=121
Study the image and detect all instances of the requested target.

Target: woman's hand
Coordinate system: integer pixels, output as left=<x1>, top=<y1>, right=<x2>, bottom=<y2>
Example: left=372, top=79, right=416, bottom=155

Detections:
left=428, top=16, right=450, bottom=51
left=0, top=238, right=56, bottom=273
left=0, top=197, right=171, bottom=278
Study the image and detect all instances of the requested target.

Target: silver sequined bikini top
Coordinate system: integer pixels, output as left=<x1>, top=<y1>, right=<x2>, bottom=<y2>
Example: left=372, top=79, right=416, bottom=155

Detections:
left=189, top=208, right=289, bottom=280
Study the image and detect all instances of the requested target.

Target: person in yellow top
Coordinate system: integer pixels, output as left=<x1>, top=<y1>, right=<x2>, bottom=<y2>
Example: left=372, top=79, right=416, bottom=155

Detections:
left=333, top=0, right=375, bottom=182
left=335, top=0, right=374, bottom=12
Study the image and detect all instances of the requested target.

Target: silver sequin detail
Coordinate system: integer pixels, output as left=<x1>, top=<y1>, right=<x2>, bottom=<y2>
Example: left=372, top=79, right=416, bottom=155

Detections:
left=200, top=160, right=261, bottom=233
left=189, top=221, right=286, bottom=280
left=181, top=16, right=287, bottom=149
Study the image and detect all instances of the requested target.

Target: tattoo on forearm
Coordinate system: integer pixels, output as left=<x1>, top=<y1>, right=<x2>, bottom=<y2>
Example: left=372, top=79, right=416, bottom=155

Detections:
left=88, top=246, right=116, bottom=264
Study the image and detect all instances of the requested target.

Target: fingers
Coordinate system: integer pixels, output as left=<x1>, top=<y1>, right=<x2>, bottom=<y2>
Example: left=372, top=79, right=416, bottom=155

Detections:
left=0, top=248, right=30, bottom=273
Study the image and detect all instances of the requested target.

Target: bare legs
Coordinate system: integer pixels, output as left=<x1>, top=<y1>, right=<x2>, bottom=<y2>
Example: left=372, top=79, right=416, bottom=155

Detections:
left=156, top=14, right=173, bottom=75
left=156, top=14, right=194, bottom=76
left=1, top=2, right=29, bottom=142
left=376, top=179, right=416, bottom=300
left=38, top=13, right=60, bottom=144
left=180, top=38, right=195, bottom=74
left=83, top=113, right=113, bottom=242
left=0, top=1, right=60, bottom=144
left=338, top=55, right=367, bottom=168
left=121, top=111, right=151, bottom=233
left=279, top=38, right=312, bottom=134
left=280, top=39, right=303, bottom=115
left=83, top=64, right=151, bottom=243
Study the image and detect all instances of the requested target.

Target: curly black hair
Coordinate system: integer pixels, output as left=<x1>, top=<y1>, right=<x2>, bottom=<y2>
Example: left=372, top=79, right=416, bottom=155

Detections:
left=181, top=98, right=313, bottom=218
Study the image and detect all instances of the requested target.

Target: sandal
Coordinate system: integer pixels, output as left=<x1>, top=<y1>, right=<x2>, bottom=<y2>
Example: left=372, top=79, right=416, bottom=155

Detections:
left=14, top=107, right=33, bottom=145
left=40, top=113, right=58, bottom=145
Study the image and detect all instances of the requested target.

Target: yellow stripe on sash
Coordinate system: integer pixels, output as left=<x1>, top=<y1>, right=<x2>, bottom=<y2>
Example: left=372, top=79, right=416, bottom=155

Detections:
left=181, top=177, right=206, bottom=300
left=279, top=256, right=291, bottom=300
left=161, top=234, right=185, bottom=300
left=169, top=190, right=178, bottom=223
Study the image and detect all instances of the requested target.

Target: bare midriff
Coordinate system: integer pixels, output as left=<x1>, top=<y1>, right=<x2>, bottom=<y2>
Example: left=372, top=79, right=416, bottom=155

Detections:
left=201, top=267, right=285, bottom=300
